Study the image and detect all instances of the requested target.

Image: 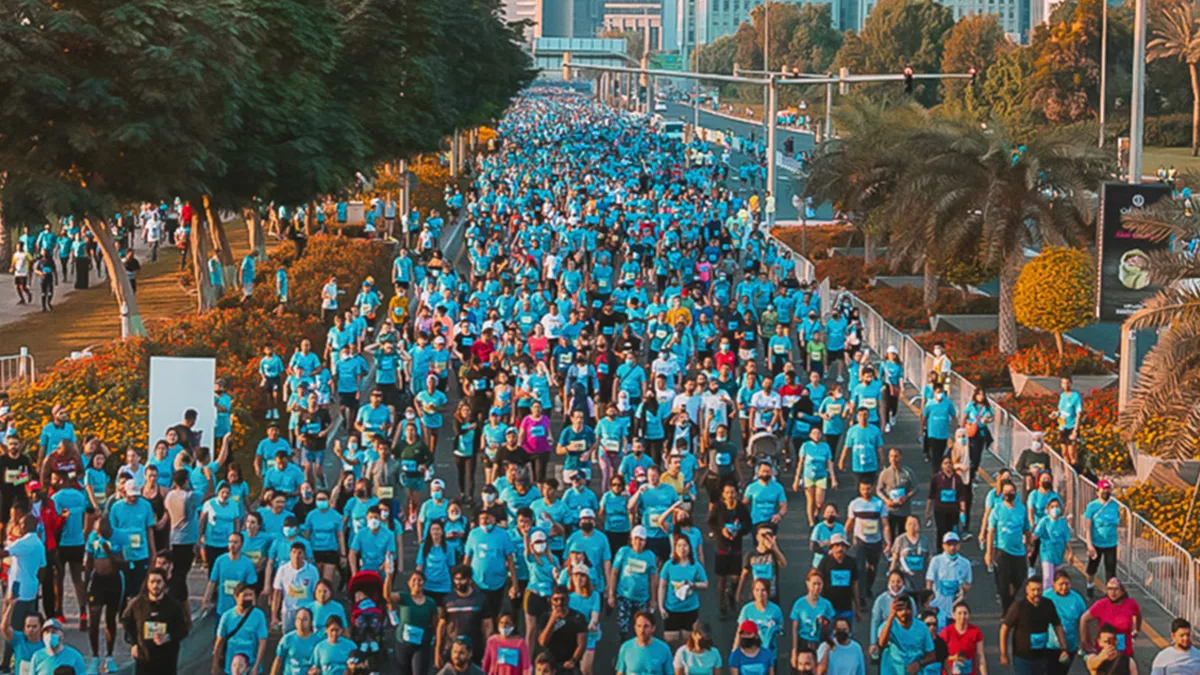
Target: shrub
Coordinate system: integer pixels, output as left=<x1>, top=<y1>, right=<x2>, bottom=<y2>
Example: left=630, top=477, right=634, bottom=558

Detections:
left=995, top=389, right=1137, bottom=475
left=1013, top=247, right=1096, bottom=355
left=859, top=287, right=1000, bottom=331
left=1121, top=484, right=1200, bottom=557
left=1144, top=113, right=1193, bottom=148
left=246, top=234, right=395, bottom=316
left=1007, top=342, right=1114, bottom=377
left=770, top=225, right=856, bottom=259
left=914, top=331, right=1015, bottom=390
left=815, top=256, right=884, bottom=290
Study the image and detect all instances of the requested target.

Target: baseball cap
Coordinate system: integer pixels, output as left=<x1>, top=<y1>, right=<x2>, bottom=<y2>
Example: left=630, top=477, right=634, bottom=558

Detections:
left=579, top=508, right=596, bottom=519
left=942, top=532, right=960, bottom=544
left=738, top=620, right=760, bottom=635
left=530, top=530, right=547, bottom=543
left=431, top=478, right=446, bottom=490
left=631, top=525, right=648, bottom=539
left=886, top=345, right=899, bottom=354
left=41, top=618, right=63, bottom=632
left=829, top=533, right=849, bottom=546
left=571, top=563, right=590, bottom=575
left=1097, top=479, right=1112, bottom=489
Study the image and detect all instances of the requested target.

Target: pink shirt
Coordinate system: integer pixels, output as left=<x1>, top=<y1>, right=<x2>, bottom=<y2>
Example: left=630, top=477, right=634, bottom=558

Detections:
left=1088, top=597, right=1141, bottom=656
left=482, top=635, right=531, bottom=675
left=520, top=415, right=552, bottom=455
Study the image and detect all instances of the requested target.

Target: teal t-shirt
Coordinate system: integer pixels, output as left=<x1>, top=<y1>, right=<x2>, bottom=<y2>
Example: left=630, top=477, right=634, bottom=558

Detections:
left=660, top=560, right=706, bottom=613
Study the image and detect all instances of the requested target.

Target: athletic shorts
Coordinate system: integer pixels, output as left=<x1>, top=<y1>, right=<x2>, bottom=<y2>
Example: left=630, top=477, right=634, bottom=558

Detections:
left=262, top=376, right=282, bottom=395
left=58, top=545, right=85, bottom=565
left=803, top=477, right=829, bottom=489
left=87, top=573, right=124, bottom=608
left=827, top=349, right=845, bottom=364
left=313, top=550, right=340, bottom=566
left=339, top=392, right=359, bottom=408
left=304, top=449, right=325, bottom=465
left=482, top=588, right=505, bottom=618
left=1059, top=428, right=1076, bottom=445
left=524, top=591, right=549, bottom=618
left=664, top=609, right=698, bottom=632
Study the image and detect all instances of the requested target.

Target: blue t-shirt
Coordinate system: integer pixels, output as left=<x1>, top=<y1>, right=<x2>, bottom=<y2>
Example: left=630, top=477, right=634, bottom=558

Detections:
left=844, top=424, right=884, bottom=473
left=789, top=595, right=835, bottom=643
left=304, top=506, right=344, bottom=552
left=660, top=560, right=706, bottom=613
left=737, top=601, right=786, bottom=653
left=923, top=397, right=957, bottom=439
left=880, top=618, right=934, bottom=675
left=613, top=546, right=658, bottom=602
left=989, top=502, right=1030, bottom=556
left=1045, top=589, right=1088, bottom=651
left=615, top=637, right=673, bottom=675
left=203, top=497, right=243, bottom=544
left=109, top=497, right=156, bottom=561
left=276, top=630, right=322, bottom=675
left=1057, top=391, right=1083, bottom=429
left=464, top=525, right=514, bottom=591
left=742, top=478, right=786, bottom=525
left=51, top=488, right=89, bottom=547
left=310, top=637, right=357, bottom=675
left=349, top=527, right=396, bottom=573
left=210, top=553, right=259, bottom=614
left=800, top=441, right=833, bottom=481
left=217, top=608, right=269, bottom=673
left=728, top=647, right=775, bottom=675
left=1084, top=498, right=1121, bottom=549
left=28, top=646, right=87, bottom=675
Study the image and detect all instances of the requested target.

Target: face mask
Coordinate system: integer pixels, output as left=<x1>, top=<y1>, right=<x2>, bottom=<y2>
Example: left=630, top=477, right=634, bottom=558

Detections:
left=834, top=629, right=850, bottom=643
left=218, top=495, right=229, bottom=505
left=1049, top=507, right=1061, bottom=518
left=1032, top=441, right=1043, bottom=451
left=483, top=494, right=496, bottom=503
left=455, top=580, right=471, bottom=592
left=1040, top=481, right=1051, bottom=490
left=283, top=526, right=298, bottom=538
left=581, top=522, right=595, bottom=533
left=406, top=412, right=416, bottom=420
left=43, top=633, right=61, bottom=650
left=483, top=523, right=494, bottom=533
left=1004, top=494, right=1016, bottom=504
left=948, top=552, right=959, bottom=561
left=432, top=490, right=443, bottom=501
left=533, top=542, right=547, bottom=553
left=367, top=518, right=381, bottom=532
left=935, top=393, right=944, bottom=401
left=825, top=515, right=836, bottom=524
left=625, top=358, right=634, bottom=366
left=739, top=637, right=760, bottom=649
left=355, top=490, right=366, bottom=498
left=716, top=436, right=728, bottom=443
left=720, top=344, right=729, bottom=351
left=380, top=509, right=390, bottom=520
left=315, top=499, right=329, bottom=511
left=934, top=348, right=944, bottom=356
left=500, top=626, right=514, bottom=637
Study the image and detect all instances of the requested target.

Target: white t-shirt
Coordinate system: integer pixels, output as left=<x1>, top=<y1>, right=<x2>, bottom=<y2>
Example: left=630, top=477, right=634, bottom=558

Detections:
left=673, top=645, right=723, bottom=674
left=701, top=391, right=732, bottom=430
left=272, top=561, right=320, bottom=621
left=1150, top=645, right=1200, bottom=675
left=11, top=251, right=30, bottom=277
left=925, top=553, right=972, bottom=615
left=749, top=391, right=782, bottom=430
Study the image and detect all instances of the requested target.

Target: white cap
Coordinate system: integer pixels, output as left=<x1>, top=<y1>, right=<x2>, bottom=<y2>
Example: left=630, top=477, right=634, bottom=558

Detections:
left=942, top=532, right=961, bottom=543
left=530, top=530, right=547, bottom=543
left=431, top=478, right=446, bottom=490
left=631, top=525, right=648, bottom=539
left=579, top=508, right=596, bottom=519
left=886, top=345, right=899, bottom=355
left=829, top=533, right=849, bottom=546
left=571, top=563, right=590, bottom=575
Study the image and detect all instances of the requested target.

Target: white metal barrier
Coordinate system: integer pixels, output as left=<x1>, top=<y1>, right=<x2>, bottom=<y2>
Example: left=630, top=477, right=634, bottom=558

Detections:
left=0, top=348, right=35, bottom=390
left=768, top=240, right=1200, bottom=632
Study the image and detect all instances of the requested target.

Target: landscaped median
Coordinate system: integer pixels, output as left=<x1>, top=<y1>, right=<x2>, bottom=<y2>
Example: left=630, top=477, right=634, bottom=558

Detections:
left=768, top=225, right=1195, bottom=551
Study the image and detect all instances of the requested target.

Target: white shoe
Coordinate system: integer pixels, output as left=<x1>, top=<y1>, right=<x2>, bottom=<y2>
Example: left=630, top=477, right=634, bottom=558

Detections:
left=836, top=376, right=845, bottom=383
left=884, top=423, right=893, bottom=434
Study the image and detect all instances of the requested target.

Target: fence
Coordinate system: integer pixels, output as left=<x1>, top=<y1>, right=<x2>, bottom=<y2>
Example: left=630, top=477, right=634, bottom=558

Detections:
left=0, top=348, right=35, bottom=391
left=765, top=230, right=1200, bottom=634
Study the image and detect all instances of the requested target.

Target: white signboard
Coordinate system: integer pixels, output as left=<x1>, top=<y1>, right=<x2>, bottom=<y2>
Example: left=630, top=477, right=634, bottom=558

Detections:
left=147, top=356, right=216, bottom=452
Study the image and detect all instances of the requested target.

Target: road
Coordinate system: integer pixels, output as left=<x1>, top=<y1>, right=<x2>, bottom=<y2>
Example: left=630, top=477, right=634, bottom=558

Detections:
left=661, top=102, right=836, bottom=222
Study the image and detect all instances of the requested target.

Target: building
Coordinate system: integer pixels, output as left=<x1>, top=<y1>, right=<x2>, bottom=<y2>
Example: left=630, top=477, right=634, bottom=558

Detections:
left=538, top=0, right=606, bottom=38
left=502, top=0, right=539, bottom=41
left=934, top=0, right=1031, bottom=42
left=603, top=0, right=663, bottom=51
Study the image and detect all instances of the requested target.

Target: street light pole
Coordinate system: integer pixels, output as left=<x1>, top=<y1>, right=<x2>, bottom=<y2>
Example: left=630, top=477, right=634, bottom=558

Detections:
left=824, top=80, right=834, bottom=142
left=767, top=75, right=778, bottom=201
left=1128, top=0, right=1147, bottom=183
left=1099, top=0, right=1108, bottom=148
left=763, top=1, right=770, bottom=126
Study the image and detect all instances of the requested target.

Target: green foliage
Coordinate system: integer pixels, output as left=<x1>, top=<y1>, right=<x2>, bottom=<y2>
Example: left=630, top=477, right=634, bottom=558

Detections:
left=831, top=0, right=955, bottom=106
left=963, top=49, right=1039, bottom=139
left=1013, top=246, right=1097, bottom=342
left=940, top=14, right=1012, bottom=102
left=1028, top=0, right=1103, bottom=124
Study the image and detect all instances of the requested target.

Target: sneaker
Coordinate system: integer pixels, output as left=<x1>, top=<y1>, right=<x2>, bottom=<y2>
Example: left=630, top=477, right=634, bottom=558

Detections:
left=80, top=612, right=88, bottom=631
left=105, top=657, right=118, bottom=674
left=884, top=423, right=893, bottom=434
left=87, top=659, right=99, bottom=675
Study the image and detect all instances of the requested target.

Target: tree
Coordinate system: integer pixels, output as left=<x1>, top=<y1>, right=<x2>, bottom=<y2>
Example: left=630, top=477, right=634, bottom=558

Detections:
left=1148, top=0, right=1200, bottom=156
left=695, top=35, right=739, bottom=74
left=1013, top=246, right=1097, bottom=356
left=0, top=0, right=258, bottom=336
left=1118, top=171, right=1200, bottom=458
left=831, top=0, right=955, bottom=106
left=941, top=15, right=1013, bottom=102
left=892, top=121, right=1111, bottom=354
left=803, top=99, right=928, bottom=265
left=1029, top=0, right=1103, bottom=124
left=963, top=48, right=1039, bottom=137
left=786, top=3, right=844, bottom=74
left=599, top=28, right=646, bottom=62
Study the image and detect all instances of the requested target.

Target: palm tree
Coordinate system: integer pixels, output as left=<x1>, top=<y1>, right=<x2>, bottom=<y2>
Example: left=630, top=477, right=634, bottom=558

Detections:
left=1118, top=173, right=1200, bottom=459
left=891, top=120, right=1111, bottom=354
left=803, top=98, right=927, bottom=265
left=1149, top=1, right=1200, bottom=157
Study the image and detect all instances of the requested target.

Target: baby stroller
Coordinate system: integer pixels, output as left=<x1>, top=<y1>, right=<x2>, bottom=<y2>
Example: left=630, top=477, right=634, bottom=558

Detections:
left=747, top=429, right=784, bottom=469
left=348, top=570, right=386, bottom=669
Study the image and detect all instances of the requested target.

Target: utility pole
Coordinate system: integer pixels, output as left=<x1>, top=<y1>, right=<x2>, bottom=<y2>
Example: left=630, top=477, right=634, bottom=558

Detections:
left=767, top=74, right=778, bottom=199
left=1128, top=0, right=1147, bottom=183
left=1099, top=0, right=1108, bottom=148
left=762, top=1, right=770, bottom=127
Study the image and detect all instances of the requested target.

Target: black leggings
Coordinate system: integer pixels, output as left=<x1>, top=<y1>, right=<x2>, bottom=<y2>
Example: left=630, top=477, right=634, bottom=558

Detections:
left=40, top=279, right=54, bottom=309
left=995, top=550, right=1027, bottom=613
left=1087, top=546, right=1118, bottom=582
left=933, top=510, right=958, bottom=546
left=968, top=432, right=990, bottom=484
left=455, top=455, right=477, bottom=497
left=88, top=573, right=122, bottom=657
left=170, top=544, right=195, bottom=604
left=395, top=641, right=433, bottom=675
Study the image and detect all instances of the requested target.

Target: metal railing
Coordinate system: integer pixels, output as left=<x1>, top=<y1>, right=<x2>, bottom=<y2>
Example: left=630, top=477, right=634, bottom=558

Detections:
left=0, top=348, right=35, bottom=390
left=765, top=235, right=1200, bottom=633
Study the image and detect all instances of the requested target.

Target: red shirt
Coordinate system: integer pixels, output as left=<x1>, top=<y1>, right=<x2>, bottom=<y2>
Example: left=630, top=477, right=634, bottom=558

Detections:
left=939, top=623, right=984, bottom=675
left=714, top=350, right=737, bottom=372
left=1087, top=597, right=1141, bottom=656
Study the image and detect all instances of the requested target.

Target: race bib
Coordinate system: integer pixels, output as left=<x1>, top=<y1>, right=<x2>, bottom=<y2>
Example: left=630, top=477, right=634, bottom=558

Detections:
left=861, top=398, right=877, bottom=410
left=530, top=426, right=546, bottom=438
left=601, top=439, right=620, bottom=453
left=940, top=489, right=958, bottom=503
left=752, top=562, right=774, bottom=580
left=376, top=486, right=394, bottom=499
left=223, top=580, right=240, bottom=596
left=569, top=440, right=586, bottom=452
left=830, top=569, right=851, bottom=587
left=953, top=658, right=973, bottom=675
left=287, top=583, right=308, bottom=599
left=476, top=379, right=488, bottom=391
left=772, top=344, right=787, bottom=354
left=1116, top=633, right=1127, bottom=652
left=143, top=621, right=168, bottom=641
left=860, top=519, right=880, bottom=536
left=826, top=404, right=842, bottom=415
left=1029, top=632, right=1048, bottom=650
left=129, top=533, right=143, bottom=549
left=716, top=453, right=732, bottom=466
left=18, top=662, right=31, bottom=675
left=905, top=555, right=925, bottom=572
left=4, top=469, right=23, bottom=483
left=625, top=558, right=648, bottom=575
left=401, top=459, right=418, bottom=473
left=888, top=488, right=906, bottom=502
left=402, top=624, right=425, bottom=644
left=498, top=647, right=520, bottom=665
left=245, top=550, right=263, bottom=565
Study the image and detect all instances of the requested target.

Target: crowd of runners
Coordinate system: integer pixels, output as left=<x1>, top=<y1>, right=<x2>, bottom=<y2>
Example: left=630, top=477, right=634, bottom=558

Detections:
left=2, top=87, right=1199, bottom=675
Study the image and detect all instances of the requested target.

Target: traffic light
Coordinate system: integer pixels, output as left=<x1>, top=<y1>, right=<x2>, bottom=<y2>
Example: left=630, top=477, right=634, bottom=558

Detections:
left=903, top=66, right=914, bottom=95
left=968, top=67, right=977, bottom=85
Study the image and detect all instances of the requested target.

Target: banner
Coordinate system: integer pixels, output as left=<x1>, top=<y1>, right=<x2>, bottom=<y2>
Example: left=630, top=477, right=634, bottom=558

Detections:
left=148, top=356, right=216, bottom=452
left=1096, top=181, right=1173, bottom=321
